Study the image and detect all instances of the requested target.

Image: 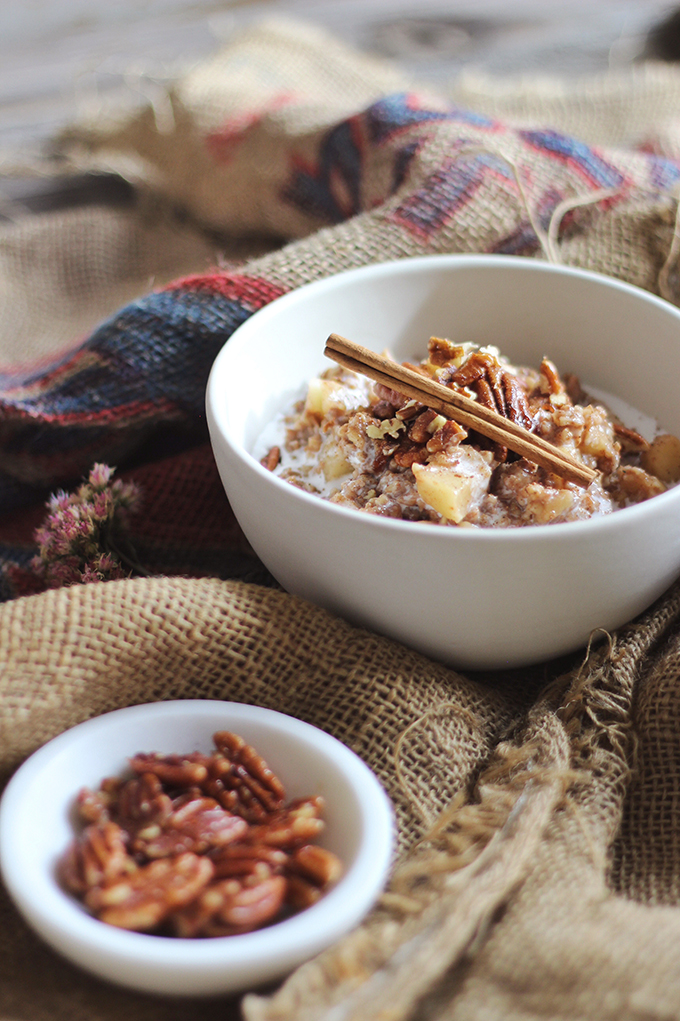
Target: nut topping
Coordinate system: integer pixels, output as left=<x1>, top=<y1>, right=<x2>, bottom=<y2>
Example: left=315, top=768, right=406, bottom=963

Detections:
left=58, top=732, right=342, bottom=938
left=86, top=853, right=214, bottom=931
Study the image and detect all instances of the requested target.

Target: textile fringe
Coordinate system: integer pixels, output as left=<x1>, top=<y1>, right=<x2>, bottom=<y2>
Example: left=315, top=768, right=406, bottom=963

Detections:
left=244, top=711, right=574, bottom=1021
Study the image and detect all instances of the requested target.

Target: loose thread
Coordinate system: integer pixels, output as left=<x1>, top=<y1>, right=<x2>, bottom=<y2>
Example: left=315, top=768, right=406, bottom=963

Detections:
left=454, top=144, right=552, bottom=261
left=454, top=143, right=622, bottom=264
left=393, top=702, right=481, bottom=827
left=576, top=627, right=616, bottom=680
left=546, top=187, right=622, bottom=264
left=658, top=184, right=680, bottom=302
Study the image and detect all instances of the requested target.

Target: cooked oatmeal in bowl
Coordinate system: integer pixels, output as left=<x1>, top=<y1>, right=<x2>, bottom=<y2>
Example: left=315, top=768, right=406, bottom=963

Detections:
left=206, top=254, right=680, bottom=668
left=261, top=336, right=680, bottom=529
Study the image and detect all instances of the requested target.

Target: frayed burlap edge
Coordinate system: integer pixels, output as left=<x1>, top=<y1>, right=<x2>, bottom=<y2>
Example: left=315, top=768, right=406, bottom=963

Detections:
left=243, top=579, right=680, bottom=1021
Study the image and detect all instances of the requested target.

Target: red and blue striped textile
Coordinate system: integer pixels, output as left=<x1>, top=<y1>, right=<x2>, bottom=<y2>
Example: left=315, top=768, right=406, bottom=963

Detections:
left=1, top=93, right=679, bottom=599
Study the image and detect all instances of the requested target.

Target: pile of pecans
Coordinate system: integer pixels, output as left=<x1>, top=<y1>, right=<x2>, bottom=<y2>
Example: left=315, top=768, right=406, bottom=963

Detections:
left=58, top=731, right=342, bottom=937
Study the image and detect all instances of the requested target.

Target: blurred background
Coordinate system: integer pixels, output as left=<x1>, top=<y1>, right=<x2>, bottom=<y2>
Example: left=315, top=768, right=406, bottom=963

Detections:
left=4, top=0, right=680, bottom=162
left=3, top=0, right=680, bottom=253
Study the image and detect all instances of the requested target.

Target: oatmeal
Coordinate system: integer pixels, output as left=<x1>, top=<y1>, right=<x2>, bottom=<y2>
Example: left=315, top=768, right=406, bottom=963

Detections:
left=260, top=337, right=680, bottom=528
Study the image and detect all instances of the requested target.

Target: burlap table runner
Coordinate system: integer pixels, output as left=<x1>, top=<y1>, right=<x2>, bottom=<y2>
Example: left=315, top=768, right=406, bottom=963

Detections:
left=4, top=18, right=680, bottom=1021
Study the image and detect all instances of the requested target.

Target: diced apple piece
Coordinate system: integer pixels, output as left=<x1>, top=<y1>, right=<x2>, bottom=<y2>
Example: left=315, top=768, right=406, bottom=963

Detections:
left=321, top=445, right=352, bottom=481
left=580, top=406, right=615, bottom=458
left=412, top=462, right=488, bottom=523
left=305, top=379, right=344, bottom=418
left=523, top=485, right=575, bottom=524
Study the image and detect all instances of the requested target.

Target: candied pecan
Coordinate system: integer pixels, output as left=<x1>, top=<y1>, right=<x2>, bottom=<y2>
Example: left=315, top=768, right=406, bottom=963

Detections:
left=170, top=874, right=287, bottom=937
left=427, top=335, right=464, bottom=366
left=210, top=842, right=288, bottom=879
left=468, top=378, right=507, bottom=462
left=76, top=786, right=112, bottom=824
left=484, top=359, right=508, bottom=417
left=614, top=422, right=649, bottom=454
left=539, top=357, right=565, bottom=395
left=448, top=351, right=492, bottom=387
left=214, top=732, right=285, bottom=801
left=426, top=419, right=466, bottom=454
left=408, top=409, right=439, bottom=444
left=395, top=400, right=423, bottom=421
left=288, top=845, right=343, bottom=887
left=167, top=880, right=232, bottom=938
left=246, top=798, right=325, bottom=849
left=129, top=753, right=209, bottom=787
left=115, top=772, right=173, bottom=831
left=392, top=448, right=428, bottom=469
left=290, top=795, right=325, bottom=816
left=371, top=400, right=396, bottom=419
left=211, top=731, right=286, bottom=823
left=373, top=382, right=405, bottom=407
left=502, top=373, right=533, bottom=430
left=473, top=377, right=500, bottom=415
left=217, top=874, right=287, bottom=931
left=62, top=735, right=338, bottom=939
left=260, top=446, right=281, bottom=471
left=285, top=874, right=323, bottom=910
left=133, top=797, right=248, bottom=859
left=59, top=821, right=133, bottom=894
left=86, top=852, right=214, bottom=931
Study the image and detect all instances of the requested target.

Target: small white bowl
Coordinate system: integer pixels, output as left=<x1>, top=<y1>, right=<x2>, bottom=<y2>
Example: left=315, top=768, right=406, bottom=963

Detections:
left=206, top=254, right=680, bottom=669
left=0, top=700, right=394, bottom=997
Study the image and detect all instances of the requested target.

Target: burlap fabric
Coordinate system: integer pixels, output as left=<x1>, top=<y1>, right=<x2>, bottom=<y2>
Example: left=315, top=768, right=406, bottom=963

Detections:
left=5, top=17, right=680, bottom=1021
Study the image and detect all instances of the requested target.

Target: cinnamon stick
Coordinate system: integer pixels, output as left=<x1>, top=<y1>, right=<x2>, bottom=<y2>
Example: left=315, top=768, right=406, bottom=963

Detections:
left=324, top=333, right=598, bottom=488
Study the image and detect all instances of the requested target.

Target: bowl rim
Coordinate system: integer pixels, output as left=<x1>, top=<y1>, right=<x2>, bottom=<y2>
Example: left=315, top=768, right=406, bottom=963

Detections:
left=206, top=252, right=680, bottom=542
left=0, top=700, right=395, bottom=985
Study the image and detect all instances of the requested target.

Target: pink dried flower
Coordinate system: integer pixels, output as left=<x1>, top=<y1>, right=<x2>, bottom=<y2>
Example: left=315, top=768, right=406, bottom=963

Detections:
left=88, top=463, right=114, bottom=488
left=32, top=464, right=144, bottom=590
left=92, top=491, right=112, bottom=521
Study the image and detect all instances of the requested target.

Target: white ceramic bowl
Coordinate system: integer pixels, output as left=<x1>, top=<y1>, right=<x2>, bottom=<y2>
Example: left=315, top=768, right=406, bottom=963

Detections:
left=206, top=254, right=680, bottom=669
left=0, top=700, right=394, bottom=997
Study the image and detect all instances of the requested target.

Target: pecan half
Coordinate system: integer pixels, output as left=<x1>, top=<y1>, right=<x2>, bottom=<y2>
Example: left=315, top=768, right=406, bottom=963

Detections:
left=473, top=377, right=501, bottom=415
left=129, top=753, right=210, bottom=787
left=209, top=731, right=286, bottom=823
left=86, top=853, right=214, bottom=931
left=484, top=359, right=507, bottom=418
left=448, top=351, right=490, bottom=387
left=59, top=821, right=133, bottom=894
left=427, top=335, right=465, bottom=366
left=539, top=357, right=564, bottom=395
left=502, top=372, right=533, bottom=430
left=115, top=771, right=173, bottom=829
left=408, top=409, right=439, bottom=444
left=614, top=422, right=649, bottom=454
left=133, top=797, right=248, bottom=859
left=246, top=797, right=326, bottom=849
left=210, top=842, right=288, bottom=879
left=288, top=844, right=343, bottom=887
left=76, top=786, right=113, bottom=825
left=260, top=446, right=281, bottom=471
left=61, top=735, right=341, bottom=938
left=169, top=874, right=287, bottom=937
left=285, top=874, right=323, bottom=910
